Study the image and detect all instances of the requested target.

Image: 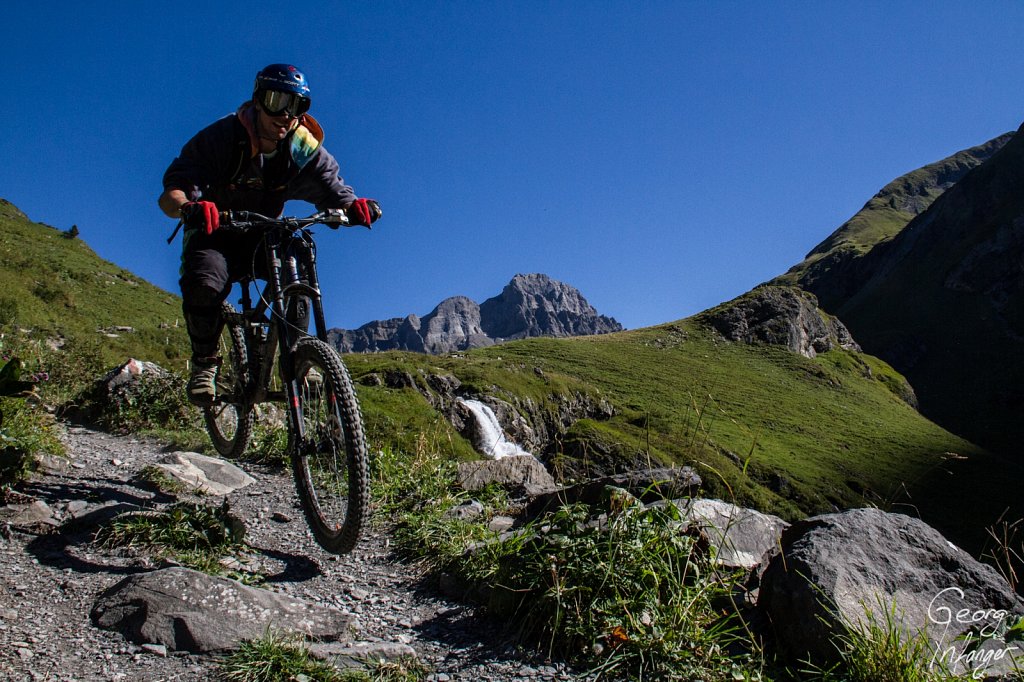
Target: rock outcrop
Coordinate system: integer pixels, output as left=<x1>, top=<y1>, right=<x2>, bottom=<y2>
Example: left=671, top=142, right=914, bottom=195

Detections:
left=331, top=274, right=622, bottom=354
left=697, top=286, right=860, bottom=358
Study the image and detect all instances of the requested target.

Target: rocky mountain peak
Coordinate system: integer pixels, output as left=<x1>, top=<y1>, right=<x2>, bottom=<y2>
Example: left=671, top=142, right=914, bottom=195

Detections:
left=330, top=274, right=622, bottom=354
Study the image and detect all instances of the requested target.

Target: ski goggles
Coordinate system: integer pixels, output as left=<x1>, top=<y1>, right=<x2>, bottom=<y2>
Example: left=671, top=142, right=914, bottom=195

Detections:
left=257, top=89, right=311, bottom=118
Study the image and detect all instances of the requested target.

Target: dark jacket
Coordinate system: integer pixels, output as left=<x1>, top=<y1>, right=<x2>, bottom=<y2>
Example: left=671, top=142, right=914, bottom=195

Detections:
left=163, top=103, right=356, bottom=218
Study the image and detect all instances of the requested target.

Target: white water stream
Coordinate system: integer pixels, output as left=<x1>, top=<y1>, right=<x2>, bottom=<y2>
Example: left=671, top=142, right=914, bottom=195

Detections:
left=458, top=399, right=535, bottom=460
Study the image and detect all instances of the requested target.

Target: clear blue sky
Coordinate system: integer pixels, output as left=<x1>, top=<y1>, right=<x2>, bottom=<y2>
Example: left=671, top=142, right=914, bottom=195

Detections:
left=2, top=2, right=1022, bottom=331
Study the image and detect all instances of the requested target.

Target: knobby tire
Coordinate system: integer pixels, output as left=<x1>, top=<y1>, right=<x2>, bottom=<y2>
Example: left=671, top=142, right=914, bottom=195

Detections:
left=290, top=337, right=369, bottom=554
left=202, top=304, right=255, bottom=458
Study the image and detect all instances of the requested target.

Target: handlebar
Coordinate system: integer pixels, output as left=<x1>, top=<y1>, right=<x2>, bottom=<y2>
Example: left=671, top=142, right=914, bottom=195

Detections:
left=166, top=202, right=380, bottom=244
left=218, top=208, right=354, bottom=232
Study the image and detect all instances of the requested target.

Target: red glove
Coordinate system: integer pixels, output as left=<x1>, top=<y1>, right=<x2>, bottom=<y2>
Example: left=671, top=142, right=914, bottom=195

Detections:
left=345, top=198, right=381, bottom=227
left=181, top=201, right=220, bottom=235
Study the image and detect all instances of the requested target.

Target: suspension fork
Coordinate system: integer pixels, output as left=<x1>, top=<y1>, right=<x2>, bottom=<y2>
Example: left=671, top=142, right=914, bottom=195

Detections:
left=261, top=240, right=306, bottom=437
left=298, top=239, right=329, bottom=342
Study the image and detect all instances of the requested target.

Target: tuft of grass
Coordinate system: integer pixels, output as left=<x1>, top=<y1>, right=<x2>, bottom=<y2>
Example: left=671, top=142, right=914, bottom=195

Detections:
left=219, top=631, right=347, bottom=682
left=245, top=422, right=289, bottom=466
left=135, top=464, right=188, bottom=495
left=799, top=597, right=951, bottom=682
left=982, top=512, right=1024, bottom=593
left=219, top=630, right=427, bottom=682
left=95, top=501, right=246, bottom=575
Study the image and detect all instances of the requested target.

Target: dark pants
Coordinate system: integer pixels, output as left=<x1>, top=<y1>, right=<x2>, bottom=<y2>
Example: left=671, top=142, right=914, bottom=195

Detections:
left=179, top=229, right=265, bottom=359
left=179, top=229, right=308, bottom=359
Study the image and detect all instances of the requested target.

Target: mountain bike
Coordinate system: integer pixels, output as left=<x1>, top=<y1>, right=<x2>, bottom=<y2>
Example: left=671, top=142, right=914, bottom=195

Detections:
left=202, top=208, right=372, bottom=554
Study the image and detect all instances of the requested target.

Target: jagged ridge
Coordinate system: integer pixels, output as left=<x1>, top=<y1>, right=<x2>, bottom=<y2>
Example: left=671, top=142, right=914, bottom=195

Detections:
left=329, top=273, right=622, bottom=354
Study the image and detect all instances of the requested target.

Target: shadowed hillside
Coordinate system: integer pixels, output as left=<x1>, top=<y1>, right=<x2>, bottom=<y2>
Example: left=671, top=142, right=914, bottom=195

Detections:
left=774, top=129, right=1023, bottom=457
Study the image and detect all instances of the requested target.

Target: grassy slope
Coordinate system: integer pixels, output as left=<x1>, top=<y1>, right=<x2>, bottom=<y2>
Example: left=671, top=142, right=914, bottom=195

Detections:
left=1, top=198, right=1012, bottom=552
left=0, top=199, right=190, bottom=367
left=347, top=317, right=1017, bottom=553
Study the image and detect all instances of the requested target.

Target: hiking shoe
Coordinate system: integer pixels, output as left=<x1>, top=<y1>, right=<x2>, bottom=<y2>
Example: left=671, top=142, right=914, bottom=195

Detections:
left=187, top=357, right=220, bottom=407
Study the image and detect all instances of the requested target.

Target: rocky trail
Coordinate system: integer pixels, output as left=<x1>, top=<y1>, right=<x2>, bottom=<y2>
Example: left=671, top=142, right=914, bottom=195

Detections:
left=0, top=425, right=578, bottom=682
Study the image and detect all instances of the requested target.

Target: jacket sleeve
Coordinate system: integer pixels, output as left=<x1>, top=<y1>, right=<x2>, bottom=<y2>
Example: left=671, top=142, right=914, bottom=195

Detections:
left=162, top=116, right=240, bottom=201
left=288, top=146, right=358, bottom=210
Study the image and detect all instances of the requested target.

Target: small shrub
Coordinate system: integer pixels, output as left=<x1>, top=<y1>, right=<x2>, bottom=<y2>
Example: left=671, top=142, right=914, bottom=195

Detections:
left=95, top=501, right=245, bottom=575
left=799, top=597, right=952, bottom=682
left=135, top=465, right=187, bottom=495
left=72, top=366, right=200, bottom=435
left=463, top=501, right=760, bottom=680
left=219, top=630, right=347, bottom=682
left=0, top=366, right=65, bottom=488
left=219, top=629, right=427, bottom=682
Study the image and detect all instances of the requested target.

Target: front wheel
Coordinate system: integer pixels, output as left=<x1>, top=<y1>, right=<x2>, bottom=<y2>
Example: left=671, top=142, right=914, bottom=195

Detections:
left=289, top=337, right=369, bottom=554
left=203, top=305, right=255, bottom=458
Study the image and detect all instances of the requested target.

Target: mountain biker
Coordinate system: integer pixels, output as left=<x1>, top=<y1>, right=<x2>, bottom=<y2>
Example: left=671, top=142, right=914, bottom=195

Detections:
left=159, top=63, right=380, bottom=406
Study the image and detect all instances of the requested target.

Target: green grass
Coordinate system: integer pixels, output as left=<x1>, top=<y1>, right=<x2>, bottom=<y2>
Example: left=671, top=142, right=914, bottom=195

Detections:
left=0, top=199, right=191, bottom=370
left=345, top=315, right=1007, bottom=551
left=219, top=630, right=427, bottom=681
left=95, top=501, right=249, bottom=576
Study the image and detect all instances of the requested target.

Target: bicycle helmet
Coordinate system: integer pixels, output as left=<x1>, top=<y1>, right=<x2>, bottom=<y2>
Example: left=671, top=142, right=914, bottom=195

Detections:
left=253, top=64, right=311, bottom=117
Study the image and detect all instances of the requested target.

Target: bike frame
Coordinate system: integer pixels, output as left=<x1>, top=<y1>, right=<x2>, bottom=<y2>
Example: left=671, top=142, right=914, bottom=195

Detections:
left=221, top=218, right=336, bottom=433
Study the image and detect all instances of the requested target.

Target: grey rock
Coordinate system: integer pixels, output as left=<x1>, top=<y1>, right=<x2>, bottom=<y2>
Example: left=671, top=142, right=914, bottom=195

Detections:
left=101, top=358, right=171, bottom=393
left=152, top=451, right=256, bottom=495
left=664, top=498, right=789, bottom=570
left=758, top=508, right=1024, bottom=679
left=91, top=567, right=355, bottom=653
left=309, top=640, right=418, bottom=669
left=0, top=500, right=60, bottom=532
left=698, top=286, right=860, bottom=358
left=35, top=453, right=72, bottom=475
left=457, top=456, right=558, bottom=497
left=444, top=500, right=485, bottom=522
left=527, top=467, right=702, bottom=518
left=488, top=515, right=515, bottom=533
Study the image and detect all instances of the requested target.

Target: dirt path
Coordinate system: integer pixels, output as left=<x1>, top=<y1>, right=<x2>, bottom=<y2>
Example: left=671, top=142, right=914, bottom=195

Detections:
left=0, top=425, right=577, bottom=681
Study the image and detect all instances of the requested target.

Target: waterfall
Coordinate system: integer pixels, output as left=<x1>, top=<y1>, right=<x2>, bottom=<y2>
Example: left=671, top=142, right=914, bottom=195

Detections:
left=458, top=399, right=534, bottom=460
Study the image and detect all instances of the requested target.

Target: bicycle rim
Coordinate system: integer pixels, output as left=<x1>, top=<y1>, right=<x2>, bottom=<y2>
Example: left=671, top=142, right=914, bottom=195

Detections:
left=290, top=337, right=369, bottom=554
left=203, top=308, right=255, bottom=457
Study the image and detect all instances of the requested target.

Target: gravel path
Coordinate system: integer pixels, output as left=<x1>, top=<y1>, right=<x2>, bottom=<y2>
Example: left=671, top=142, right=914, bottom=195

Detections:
left=0, top=425, right=579, bottom=681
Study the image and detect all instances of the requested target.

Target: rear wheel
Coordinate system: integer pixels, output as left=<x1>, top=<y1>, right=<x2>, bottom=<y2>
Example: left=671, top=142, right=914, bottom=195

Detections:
left=289, top=337, right=369, bottom=554
left=203, top=304, right=255, bottom=458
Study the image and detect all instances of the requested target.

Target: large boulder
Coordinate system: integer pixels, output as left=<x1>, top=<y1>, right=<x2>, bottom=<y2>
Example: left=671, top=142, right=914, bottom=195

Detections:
left=91, top=567, right=354, bottom=653
left=759, top=508, right=1024, bottom=679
